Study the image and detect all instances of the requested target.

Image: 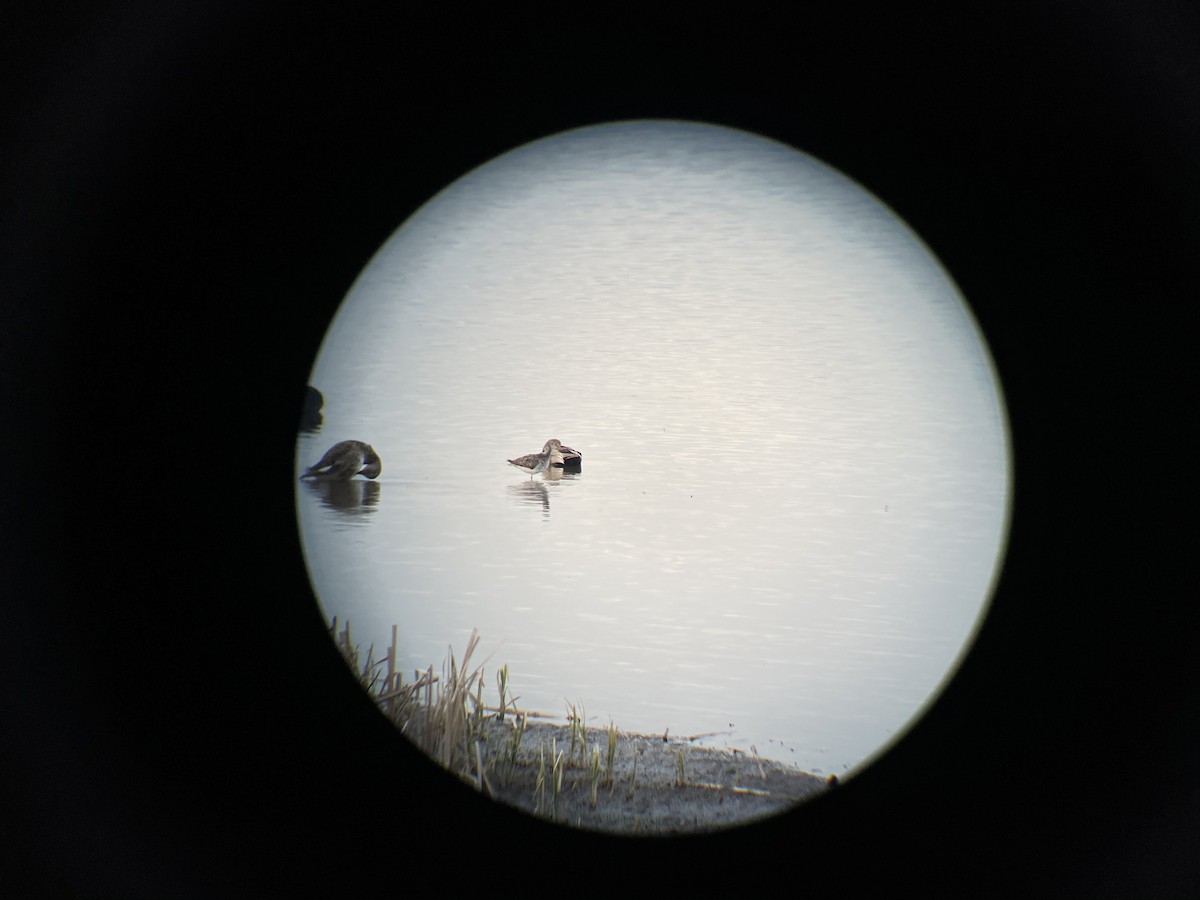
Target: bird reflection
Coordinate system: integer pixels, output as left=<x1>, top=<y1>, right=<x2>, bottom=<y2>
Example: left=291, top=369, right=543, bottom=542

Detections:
left=506, top=468, right=577, bottom=517
left=305, top=478, right=382, bottom=513
left=508, top=479, right=553, bottom=514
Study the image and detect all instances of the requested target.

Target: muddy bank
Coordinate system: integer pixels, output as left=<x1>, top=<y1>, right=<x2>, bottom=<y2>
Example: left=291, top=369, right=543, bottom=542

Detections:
left=463, top=717, right=833, bottom=834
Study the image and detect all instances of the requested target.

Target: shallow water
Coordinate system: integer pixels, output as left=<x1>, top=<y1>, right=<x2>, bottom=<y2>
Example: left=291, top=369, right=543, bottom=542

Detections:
left=296, top=121, right=1010, bottom=778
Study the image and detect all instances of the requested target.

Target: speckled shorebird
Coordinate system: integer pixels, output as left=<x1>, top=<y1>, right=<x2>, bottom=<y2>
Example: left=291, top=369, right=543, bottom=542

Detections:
left=300, top=440, right=382, bottom=481
left=507, top=438, right=572, bottom=479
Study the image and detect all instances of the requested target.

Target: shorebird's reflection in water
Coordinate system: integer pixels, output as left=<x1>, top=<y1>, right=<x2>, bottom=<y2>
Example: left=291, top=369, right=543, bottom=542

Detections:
left=303, top=478, right=382, bottom=514
left=506, top=471, right=577, bottom=517
left=509, top=479, right=551, bottom=515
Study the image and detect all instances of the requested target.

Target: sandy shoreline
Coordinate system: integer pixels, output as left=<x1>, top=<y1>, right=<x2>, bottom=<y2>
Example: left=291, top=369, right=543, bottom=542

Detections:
left=460, top=716, right=833, bottom=834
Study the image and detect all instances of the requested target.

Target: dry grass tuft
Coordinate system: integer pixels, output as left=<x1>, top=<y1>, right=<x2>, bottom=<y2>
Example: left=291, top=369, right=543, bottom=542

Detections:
left=329, top=618, right=831, bottom=833
left=332, top=619, right=489, bottom=776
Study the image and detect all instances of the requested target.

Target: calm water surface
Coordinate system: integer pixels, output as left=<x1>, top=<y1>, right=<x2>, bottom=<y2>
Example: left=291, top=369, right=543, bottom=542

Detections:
left=296, top=121, right=1010, bottom=778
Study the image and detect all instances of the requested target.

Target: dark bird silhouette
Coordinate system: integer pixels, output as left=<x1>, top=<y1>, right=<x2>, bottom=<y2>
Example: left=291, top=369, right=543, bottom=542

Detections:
left=300, top=440, right=382, bottom=481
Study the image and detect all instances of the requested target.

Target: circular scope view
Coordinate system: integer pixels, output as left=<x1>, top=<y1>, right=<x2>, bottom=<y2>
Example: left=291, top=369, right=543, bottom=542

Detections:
left=296, top=120, right=1011, bottom=834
